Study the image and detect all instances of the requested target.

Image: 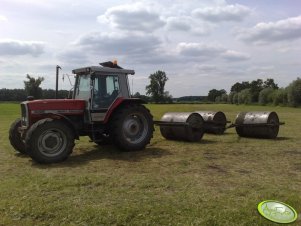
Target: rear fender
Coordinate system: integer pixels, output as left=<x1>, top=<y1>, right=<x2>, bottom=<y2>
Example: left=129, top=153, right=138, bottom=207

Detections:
left=103, top=98, right=146, bottom=123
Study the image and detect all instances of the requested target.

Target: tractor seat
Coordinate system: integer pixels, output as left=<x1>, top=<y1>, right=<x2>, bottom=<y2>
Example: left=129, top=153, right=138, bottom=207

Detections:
left=110, top=89, right=119, bottom=100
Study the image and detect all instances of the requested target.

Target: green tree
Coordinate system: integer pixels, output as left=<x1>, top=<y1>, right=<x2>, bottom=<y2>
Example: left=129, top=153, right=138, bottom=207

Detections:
left=287, top=78, right=301, bottom=107
left=42, top=89, right=69, bottom=99
left=233, top=92, right=239, bottom=104
left=146, top=70, right=169, bottom=103
left=272, top=88, right=287, bottom=106
left=238, top=88, right=252, bottom=104
left=208, top=89, right=226, bottom=102
left=227, top=92, right=234, bottom=104
left=208, top=89, right=219, bottom=102
left=132, top=92, right=151, bottom=103
left=230, top=81, right=250, bottom=92
left=24, top=74, right=45, bottom=99
left=249, top=79, right=263, bottom=102
left=215, top=96, right=221, bottom=102
left=0, top=88, right=27, bottom=101
left=230, top=78, right=278, bottom=103
left=132, top=92, right=141, bottom=98
left=263, top=78, right=278, bottom=89
left=258, top=88, right=274, bottom=105
left=221, top=93, right=228, bottom=103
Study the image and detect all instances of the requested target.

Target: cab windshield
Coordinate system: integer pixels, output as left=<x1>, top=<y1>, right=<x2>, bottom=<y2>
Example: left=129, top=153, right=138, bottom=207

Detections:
left=74, top=74, right=91, bottom=100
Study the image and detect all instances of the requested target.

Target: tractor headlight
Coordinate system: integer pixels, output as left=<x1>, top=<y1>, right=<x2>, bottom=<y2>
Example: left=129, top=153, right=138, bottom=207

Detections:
left=21, top=116, right=28, bottom=126
left=21, top=103, right=29, bottom=127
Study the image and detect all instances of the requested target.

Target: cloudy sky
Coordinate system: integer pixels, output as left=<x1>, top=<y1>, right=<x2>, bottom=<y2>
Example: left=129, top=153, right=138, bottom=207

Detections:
left=1, top=0, right=301, bottom=97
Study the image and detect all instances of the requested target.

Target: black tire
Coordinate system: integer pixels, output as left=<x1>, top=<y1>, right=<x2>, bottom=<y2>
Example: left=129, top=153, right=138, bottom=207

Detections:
left=9, top=118, right=26, bottom=154
left=110, top=104, right=154, bottom=151
left=25, top=118, right=75, bottom=163
left=235, top=126, right=244, bottom=137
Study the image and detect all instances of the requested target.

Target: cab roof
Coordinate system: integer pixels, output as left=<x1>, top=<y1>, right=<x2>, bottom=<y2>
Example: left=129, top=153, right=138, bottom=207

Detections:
left=72, top=66, right=135, bottom=75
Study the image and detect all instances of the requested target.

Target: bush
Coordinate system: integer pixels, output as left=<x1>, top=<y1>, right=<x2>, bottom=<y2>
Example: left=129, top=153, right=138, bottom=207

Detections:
left=258, top=88, right=274, bottom=105
left=272, top=88, right=288, bottom=106
left=232, top=92, right=238, bottom=104
left=238, top=89, right=252, bottom=104
left=215, top=96, right=221, bottom=102
left=287, top=78, right=301, bottom=107
left=221, top=93, right=228, bottom=103
left=227, top=92, right=236, bottom=104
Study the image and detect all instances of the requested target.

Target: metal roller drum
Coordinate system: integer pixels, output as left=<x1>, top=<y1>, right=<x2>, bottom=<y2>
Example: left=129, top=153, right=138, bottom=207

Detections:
left=195, top=111, right=227, bottom=134
left=235, top=111, right=280, bottom=139
left=159, top=112, right=205, bottom=142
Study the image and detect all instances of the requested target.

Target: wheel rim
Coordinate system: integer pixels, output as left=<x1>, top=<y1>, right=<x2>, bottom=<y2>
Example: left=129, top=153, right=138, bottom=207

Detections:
left=37, top=128, right=67, bottom=157
left=122, top=113, right=148, bottom=144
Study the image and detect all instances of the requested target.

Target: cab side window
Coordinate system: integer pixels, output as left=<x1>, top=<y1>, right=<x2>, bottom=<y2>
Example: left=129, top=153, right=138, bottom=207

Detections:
left=92, top=75, right=120, bottom=109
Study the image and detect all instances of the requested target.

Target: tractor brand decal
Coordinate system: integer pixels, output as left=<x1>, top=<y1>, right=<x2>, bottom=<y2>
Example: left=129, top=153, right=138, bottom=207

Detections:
left=257, top=200, right=298, bottom=223
left=31, top=110, right=84, bottom=114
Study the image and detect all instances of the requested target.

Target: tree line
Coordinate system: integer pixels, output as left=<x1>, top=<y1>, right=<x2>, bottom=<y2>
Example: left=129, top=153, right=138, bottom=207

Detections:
left=0, top=88, right=70, bottom=101
left=208, top=77, right=301, bottom=107
left=0, top=75, right=69, bottom=101
left=2, top=72, right=301, bottom=107
left=142, top=70, right=301, bottom=107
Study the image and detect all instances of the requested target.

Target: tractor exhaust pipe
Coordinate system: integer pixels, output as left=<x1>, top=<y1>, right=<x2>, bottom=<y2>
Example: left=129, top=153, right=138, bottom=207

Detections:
left=55, top=65, right=61, bottom=99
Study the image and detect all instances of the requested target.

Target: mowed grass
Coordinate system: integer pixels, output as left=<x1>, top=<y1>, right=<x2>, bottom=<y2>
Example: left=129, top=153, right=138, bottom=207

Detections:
left=0, top=102, right=300, bottom=225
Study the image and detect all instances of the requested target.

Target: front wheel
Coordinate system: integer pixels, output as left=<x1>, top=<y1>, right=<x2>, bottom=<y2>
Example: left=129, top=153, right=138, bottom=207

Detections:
left=25, top=119, right=75, bottom=163
left=110, top=104, right=154, bottom=151
left=9, top=118, right=26, bottom=154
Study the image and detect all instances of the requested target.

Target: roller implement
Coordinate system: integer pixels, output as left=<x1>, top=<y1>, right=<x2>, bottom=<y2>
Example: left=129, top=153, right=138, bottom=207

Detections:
left=157, top=112, right=205, bottom=142
left=9, top=61, right=285, bottom=164
left=195, top=111, right=228, bottom=135
left=156, top=111, right=284, bottom=141
left=230, top=111, right=284, bottom=139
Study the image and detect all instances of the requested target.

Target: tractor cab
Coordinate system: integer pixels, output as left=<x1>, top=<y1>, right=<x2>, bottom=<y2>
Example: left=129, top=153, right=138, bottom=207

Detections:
left=72, top=63, right=135, bottom=122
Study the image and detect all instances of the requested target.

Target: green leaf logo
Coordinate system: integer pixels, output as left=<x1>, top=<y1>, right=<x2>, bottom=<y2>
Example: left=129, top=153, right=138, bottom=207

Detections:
left=258, top=200, right=298, bottom=223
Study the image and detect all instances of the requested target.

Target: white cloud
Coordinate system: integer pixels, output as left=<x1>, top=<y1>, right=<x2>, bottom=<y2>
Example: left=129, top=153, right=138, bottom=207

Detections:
left=0, top=0, right=300, bottom=96
left=196, top=64, right=218, bottom=72
left=177, top=42, right=224, bottom=58
left=165, top=16, right=191, bottom=31
left=0, top=39, right=45, bottom=57
left=98, top=3, right=165, bottom=32
left=238, top=15, right=301, bottom=44
left=221, top=50, right=250, bottom=61
left=0, top=15, right=7, bottom=22
left=192, top=4, right=251, bottom=22
left=75, top=32, right=161, bottom=57
left=176, top=42, right=250, bottom=62
left=247, top=65, right=275, bottom=73
left=57, top=49, right=90, bottom=65
left=165, top=16, right=213, bottom=35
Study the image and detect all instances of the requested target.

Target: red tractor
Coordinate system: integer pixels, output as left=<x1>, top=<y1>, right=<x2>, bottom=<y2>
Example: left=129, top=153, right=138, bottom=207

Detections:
left=9, top=62, right=154, bottom=163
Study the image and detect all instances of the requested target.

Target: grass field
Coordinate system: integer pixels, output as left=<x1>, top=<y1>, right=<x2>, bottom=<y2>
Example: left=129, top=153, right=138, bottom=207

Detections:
left=0, top=103, right=300, bottom=225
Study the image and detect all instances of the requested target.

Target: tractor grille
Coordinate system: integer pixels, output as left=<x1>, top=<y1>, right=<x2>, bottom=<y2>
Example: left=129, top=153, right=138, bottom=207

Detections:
left=21, top=103, right=28, bottom=127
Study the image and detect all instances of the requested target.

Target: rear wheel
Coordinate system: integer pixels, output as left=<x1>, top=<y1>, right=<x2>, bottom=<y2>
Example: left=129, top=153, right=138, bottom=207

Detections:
left=25, top=119, right=75, bottom=163
left=110, top=104, right=154, bottom=151
left=9, top=118, right=26, bottom=154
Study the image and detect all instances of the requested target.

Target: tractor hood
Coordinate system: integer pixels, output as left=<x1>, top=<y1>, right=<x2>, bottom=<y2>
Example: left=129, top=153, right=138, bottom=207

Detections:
left=24, top=99, right=86, bottom=115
